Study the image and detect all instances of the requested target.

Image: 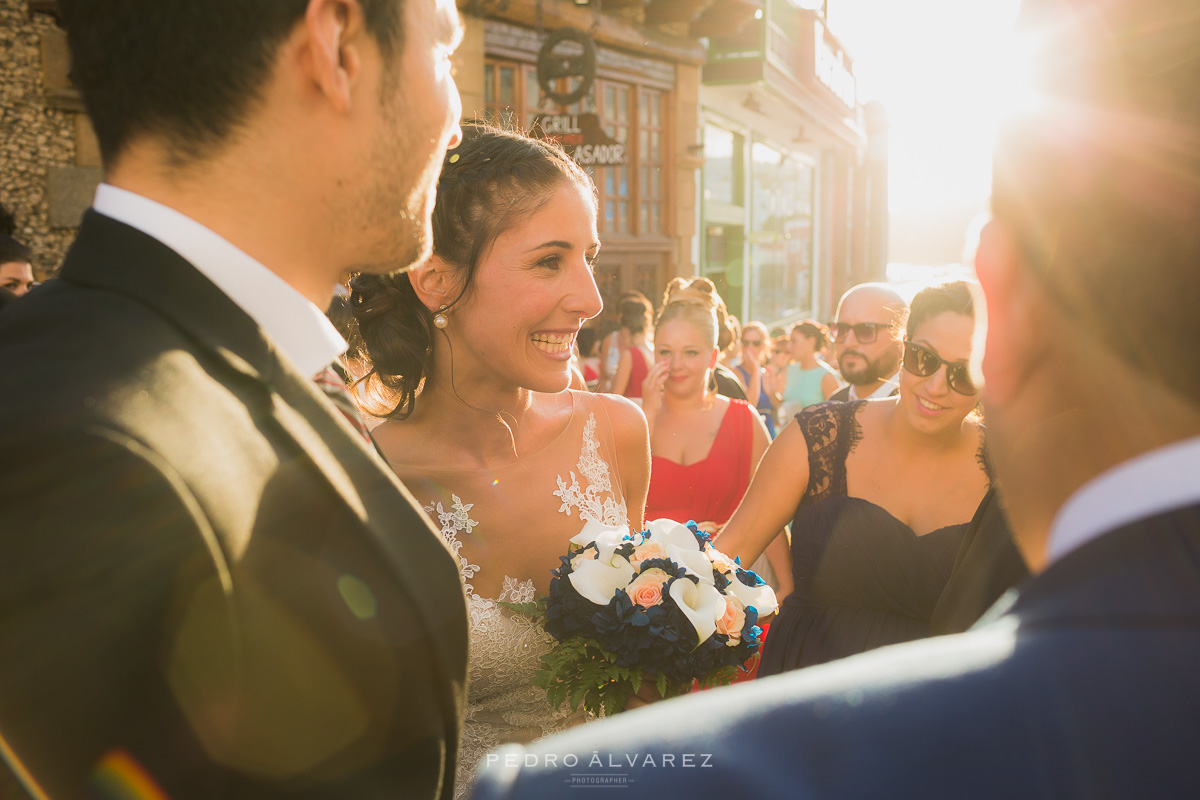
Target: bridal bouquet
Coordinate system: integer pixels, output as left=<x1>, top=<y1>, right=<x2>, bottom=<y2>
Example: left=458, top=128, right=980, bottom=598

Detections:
left=509, top=518, right=777, bottom=716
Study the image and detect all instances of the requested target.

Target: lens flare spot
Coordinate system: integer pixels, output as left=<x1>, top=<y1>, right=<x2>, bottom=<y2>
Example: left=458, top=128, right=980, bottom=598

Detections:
left=337, top=575, right=378, bottom=620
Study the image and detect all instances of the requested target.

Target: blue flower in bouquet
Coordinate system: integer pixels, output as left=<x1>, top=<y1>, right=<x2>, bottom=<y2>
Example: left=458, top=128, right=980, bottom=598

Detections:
left=739, top=605, right=762, bottom=648
left=736, top=566, right=766, bottom=587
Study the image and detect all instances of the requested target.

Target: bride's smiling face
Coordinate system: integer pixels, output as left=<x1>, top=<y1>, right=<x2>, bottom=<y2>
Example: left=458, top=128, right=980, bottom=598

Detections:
left=450, top=180, right=602, bottom=393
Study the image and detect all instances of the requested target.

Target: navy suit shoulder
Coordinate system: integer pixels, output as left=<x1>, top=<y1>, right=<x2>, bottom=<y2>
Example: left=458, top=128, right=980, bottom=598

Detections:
left=472, top=504, right=1200, bottom=800
left=0, top=213, right=468, bottom=799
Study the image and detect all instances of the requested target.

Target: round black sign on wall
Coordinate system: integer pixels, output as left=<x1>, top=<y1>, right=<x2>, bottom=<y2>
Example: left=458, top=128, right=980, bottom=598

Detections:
left=536, top=28, right=597, bottom=106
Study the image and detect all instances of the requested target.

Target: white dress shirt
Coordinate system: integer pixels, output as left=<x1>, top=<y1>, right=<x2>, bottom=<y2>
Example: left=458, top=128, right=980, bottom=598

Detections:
left=92, top=184, right=345, bottom=378
left=1046, top=435, right=1200, bottom=565
left=846, top=369, right=901, bottom=400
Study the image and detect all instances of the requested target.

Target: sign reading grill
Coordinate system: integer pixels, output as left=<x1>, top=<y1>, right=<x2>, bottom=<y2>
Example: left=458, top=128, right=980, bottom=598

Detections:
left=530, top=113, right=628, bottom=167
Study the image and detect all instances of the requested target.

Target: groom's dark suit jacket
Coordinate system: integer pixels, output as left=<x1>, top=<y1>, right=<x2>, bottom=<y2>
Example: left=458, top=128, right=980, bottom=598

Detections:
left=0, top=212, right=468, bottom=799
left=473, top=502, right=1200, bottom=799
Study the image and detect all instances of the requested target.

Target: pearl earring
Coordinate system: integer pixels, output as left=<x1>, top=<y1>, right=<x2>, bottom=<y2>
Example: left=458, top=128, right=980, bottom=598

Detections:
left=433, top=306, right=449, bottom=329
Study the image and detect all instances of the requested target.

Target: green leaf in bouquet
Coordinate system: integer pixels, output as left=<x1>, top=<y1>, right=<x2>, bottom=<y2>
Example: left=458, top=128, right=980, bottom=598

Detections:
left=533, top=634, right=659, bottom=717
left=496, top=596, right=547, bottom=620
left=696, top=665, right=739, bottom=690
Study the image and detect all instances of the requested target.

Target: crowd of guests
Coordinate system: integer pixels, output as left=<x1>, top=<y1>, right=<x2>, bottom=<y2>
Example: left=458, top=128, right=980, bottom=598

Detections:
left=0, top=123, right=1035, bottom=796
left=538, top=274, right=1024, bottom=675
left=3, top=0, right=1199, bottom=797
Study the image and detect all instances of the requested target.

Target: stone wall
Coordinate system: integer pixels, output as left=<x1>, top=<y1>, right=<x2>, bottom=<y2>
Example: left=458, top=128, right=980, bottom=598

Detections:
left=1, top=0, right=98, bottom=278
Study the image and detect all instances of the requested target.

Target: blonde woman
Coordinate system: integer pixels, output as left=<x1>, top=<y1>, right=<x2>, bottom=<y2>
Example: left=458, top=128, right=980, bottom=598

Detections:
left=640, top=278, right=791, bottom=597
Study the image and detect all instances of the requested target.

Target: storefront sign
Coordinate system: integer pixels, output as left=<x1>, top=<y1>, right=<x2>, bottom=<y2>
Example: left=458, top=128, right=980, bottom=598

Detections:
left=813, top=21, right=856, bottom=110
left=536, top=28, right=597, bottom=106
left=531, top=113, right=628, bottom=167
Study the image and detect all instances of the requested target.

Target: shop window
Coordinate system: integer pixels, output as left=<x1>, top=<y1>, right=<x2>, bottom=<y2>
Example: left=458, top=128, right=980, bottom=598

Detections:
left=638, top=89, right=664, bottom=235
left=484, top=60, right=670, bottom=239
left=749, top=141, right=815, bottom=324
left=484, top=60, right=544, bottom=128
left=598, top=82, right=632, bottom=235
left=703, top=125, right=744, bottom=207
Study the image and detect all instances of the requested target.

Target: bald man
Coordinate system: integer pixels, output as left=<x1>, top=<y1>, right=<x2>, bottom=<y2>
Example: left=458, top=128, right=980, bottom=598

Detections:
left=826, top=283, right=908, bottom=402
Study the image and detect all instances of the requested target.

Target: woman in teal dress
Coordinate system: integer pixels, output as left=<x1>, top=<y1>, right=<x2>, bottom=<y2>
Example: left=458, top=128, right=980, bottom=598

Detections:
left=777, top=321, right=839, bottom=423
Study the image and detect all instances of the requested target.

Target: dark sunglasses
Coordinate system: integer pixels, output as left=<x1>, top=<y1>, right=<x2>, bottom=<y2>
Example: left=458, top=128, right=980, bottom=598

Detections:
left=829, top=322, right=890, bottom=344
left=741, top=338, right=765, bottom=347
left=903, top=341, right=977, bottom=395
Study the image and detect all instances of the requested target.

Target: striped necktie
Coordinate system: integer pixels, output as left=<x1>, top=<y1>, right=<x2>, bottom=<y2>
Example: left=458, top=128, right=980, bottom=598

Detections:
left=313, top=364, right=373, bottom=445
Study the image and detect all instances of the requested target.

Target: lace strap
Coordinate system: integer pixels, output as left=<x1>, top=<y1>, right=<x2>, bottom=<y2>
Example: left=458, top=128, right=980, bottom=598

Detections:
left=976, top=423, right=995, bottom=484
left=424, top=495, right=482, bottom=596
left=797, top=400, right=864, bottom=504
left=591, top=393, right=627, bottom=508
left=552, top=393, right=629, bottom=527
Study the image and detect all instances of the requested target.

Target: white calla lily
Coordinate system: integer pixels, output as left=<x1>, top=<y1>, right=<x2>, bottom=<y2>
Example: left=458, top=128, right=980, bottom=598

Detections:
left=570, top=520, right=629, bottom=549
left=665, top=544, right=716, bottom=584
left=724, top=572, right=779, bottom=617
left=667, top=578, right=726, bottom=645
left=569, top=557, right=636, bottom=606
left=645, top=518, right=702, bottom=552
left=570, top=521, right=632, bottom=566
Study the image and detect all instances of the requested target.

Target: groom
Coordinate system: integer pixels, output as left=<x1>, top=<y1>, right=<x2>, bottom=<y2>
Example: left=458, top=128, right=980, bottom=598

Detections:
left=0, top=1, right=467, bottom=797
left=473, top=0, right=1200, bottom=796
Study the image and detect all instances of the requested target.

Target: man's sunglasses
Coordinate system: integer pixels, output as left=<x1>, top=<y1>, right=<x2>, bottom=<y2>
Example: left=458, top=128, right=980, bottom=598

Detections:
left=829, top=322, right=890, bottom=344
left=902, top=341, right=977, bottom=396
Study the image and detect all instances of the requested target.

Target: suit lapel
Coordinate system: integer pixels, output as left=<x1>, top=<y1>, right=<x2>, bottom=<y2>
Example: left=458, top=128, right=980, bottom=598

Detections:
left=61, top=211, right=275, bottom=383
left=60, top=210, right=469, bottom=714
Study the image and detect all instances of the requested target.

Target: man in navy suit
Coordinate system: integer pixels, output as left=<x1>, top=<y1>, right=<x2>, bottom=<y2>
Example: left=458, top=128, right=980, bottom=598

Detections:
left=0, top=1, right=469, bottom=797
left=472, top=0, right=1200, bottom=796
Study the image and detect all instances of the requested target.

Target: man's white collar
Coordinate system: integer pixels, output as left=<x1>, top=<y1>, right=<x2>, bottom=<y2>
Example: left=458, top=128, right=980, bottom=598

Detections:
left=1047, top=436, right=1200, bottom=564
left=93, top=184, right=345, bottom=377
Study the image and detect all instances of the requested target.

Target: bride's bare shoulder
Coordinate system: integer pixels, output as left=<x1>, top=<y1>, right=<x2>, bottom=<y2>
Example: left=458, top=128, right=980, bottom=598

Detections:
left=370, top=417, right=433, bottom=470
left=585, top=391, right=648, bottom=442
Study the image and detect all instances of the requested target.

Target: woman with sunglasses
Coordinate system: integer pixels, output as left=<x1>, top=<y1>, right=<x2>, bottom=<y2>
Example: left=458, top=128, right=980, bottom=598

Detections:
left=716, top=281, right=991, bottom=676
left=733, top=321, right=781, bottom=437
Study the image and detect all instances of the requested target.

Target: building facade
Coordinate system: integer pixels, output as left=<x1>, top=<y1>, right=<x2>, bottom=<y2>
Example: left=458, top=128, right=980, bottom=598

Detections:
left=455, top=0, right=759, bottom=324
left=4, top=0, right=880, bottom=324
left=1, top=0, right=96, bottom=278
left=699, top=0, right=887, bottom=328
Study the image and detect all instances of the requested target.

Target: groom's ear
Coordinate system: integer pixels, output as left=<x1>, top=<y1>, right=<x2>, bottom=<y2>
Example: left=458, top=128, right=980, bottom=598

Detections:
left=408, top=255, right=458, bottom=312
left=975, top=219, right=1048, bottom=407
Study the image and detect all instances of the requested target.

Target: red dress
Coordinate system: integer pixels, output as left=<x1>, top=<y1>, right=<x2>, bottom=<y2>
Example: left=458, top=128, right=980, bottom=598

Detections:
left=623, top=347, right=649, bottom=399
left=645, top=399, right=767, bottom=683
left=645, top=399, right=756, bottom=527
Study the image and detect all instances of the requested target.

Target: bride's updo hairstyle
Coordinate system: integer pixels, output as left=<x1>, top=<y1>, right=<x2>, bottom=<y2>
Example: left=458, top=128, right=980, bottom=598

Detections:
left=351, top=124, right=594, bottom=419
left=654, top=277, right=720, bottom=349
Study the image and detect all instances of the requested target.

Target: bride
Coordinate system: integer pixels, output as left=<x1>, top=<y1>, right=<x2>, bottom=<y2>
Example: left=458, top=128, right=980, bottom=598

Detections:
left=350, top=125, right=650, bottom=797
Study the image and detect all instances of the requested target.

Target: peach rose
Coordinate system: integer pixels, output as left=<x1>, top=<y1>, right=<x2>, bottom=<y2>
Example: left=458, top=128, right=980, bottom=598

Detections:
left=715, top=595, right=747, bottom=638
left=708, top=548, right=739, bottom=575
left=627, top=568, right=670, bottom=608
left=628, top=540, right=669, bottom=571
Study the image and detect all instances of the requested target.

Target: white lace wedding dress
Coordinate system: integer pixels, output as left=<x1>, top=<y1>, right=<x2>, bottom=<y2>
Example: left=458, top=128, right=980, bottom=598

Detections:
left=419, top=401, right=628, bottom=799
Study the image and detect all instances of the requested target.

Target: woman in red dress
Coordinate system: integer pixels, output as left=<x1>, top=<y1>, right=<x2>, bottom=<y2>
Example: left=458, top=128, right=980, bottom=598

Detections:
left=641, top=278, right=792, bottom=594
left=640, top=278, right=790, bottom=681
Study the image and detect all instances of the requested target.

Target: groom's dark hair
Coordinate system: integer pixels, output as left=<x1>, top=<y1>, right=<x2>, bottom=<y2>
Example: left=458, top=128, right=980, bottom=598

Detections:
left=57, top=0, right=404, bottom=168
left=991, top=0, right=1200, bottom=400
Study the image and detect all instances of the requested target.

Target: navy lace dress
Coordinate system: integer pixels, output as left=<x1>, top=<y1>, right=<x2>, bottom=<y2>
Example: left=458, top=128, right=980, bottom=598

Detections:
left=759, top=401, right=981, bottom=677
